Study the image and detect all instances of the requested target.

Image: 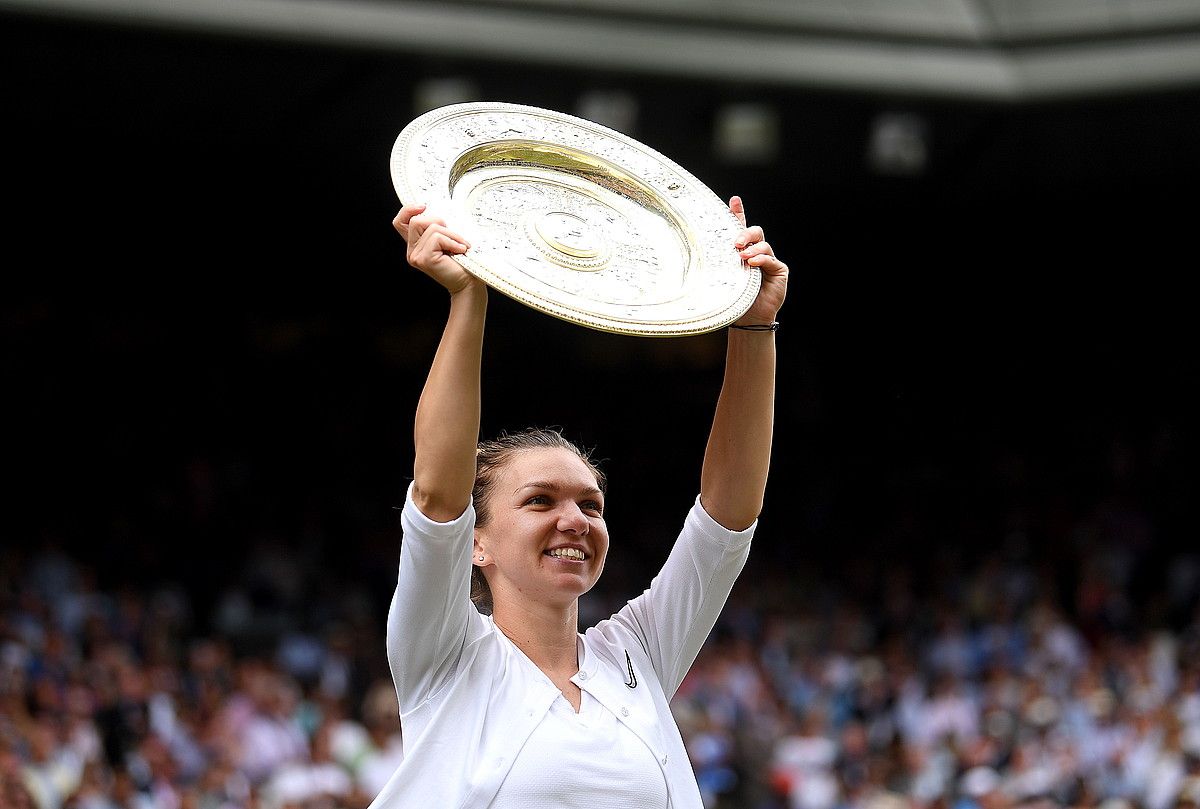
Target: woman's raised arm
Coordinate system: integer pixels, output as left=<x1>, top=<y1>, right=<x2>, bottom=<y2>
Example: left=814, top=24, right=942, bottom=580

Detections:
left=699, top=196, right=789, bottom=531
left=395, top=203, right=487, bottom=522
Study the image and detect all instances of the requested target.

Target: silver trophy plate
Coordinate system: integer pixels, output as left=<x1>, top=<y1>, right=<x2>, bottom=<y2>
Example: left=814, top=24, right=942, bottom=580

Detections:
left=390, top=102, right=759, bottom=336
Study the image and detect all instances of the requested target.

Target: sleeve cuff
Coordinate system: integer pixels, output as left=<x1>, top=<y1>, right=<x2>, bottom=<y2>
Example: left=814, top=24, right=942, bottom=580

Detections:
left=689, top=494, right=756, bottom=548
left=403, top=481, right=476, bottom=533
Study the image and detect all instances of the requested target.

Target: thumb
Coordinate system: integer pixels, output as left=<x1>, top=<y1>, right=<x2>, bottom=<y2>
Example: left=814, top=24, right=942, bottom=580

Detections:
left=729, top=195, right=746, bottom=227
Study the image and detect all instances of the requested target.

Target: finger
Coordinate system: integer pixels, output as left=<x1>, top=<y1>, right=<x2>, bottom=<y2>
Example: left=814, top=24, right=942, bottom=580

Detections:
left=405, top=213, right=452, bottom=248
left=735, top=226, right=765, bottom=249
left=729, top=195, right=746, bottom=228
left=397, top=203, right=427, bottom=224
left=409, top=229, right=470, bottom=265
left=414, top=221, right=469, bottom=250
left=739, top=240, right=774, bottom=261
left=748, top=255, right=788, bottom=276
left=746, top=253, right=782, bottom=267
left=409, top=213, right=448, bottom=232
left=391, top=202, right=429, bottom=241
left=394, top=203, right=428, bottom=238
left=430, top=231, right=470, bottom=254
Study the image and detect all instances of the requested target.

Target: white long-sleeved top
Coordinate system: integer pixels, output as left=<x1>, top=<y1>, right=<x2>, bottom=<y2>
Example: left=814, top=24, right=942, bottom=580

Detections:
left=367, top=482, right=755, bottom=809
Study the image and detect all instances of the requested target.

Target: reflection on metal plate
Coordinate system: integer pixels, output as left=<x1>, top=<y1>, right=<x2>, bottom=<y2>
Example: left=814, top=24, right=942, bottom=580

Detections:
left=390, top=102, right=759, bottom=337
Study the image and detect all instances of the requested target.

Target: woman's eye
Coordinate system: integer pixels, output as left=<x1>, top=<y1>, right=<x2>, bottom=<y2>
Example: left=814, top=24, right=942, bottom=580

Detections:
left=581, top=501, right=603, bottom=515
left=524, top=495, right=550, bottom=506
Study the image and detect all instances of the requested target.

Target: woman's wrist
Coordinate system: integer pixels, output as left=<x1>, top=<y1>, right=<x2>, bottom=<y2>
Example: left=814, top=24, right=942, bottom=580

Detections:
left=449, top=277, right=488, bottom=300
left=730, top=321, right=779, bottom=332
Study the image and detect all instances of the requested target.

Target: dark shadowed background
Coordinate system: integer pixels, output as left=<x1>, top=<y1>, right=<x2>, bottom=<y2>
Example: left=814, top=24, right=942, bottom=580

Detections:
left=4, top=4, right=1198, bottom=645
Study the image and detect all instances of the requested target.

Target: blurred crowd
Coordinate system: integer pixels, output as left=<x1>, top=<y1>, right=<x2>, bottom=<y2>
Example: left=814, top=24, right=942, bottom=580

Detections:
left=672, top=559, right=1200, bottom=809
left=0, top=542, right=405, bottom=809
left=3, top=497, right=1198, bottom=809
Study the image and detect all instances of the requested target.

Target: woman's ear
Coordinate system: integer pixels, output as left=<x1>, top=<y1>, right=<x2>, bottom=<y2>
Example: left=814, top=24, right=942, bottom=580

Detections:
left=473, top=530, right=487, bottom=566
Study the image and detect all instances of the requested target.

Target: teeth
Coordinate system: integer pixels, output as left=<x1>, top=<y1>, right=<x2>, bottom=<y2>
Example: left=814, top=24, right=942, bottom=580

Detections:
left=548, top=548, right=585, bottom=560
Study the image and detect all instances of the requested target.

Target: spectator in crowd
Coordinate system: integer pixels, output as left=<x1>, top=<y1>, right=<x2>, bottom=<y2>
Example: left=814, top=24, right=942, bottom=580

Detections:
left=260, top=720, right=355, bottom=809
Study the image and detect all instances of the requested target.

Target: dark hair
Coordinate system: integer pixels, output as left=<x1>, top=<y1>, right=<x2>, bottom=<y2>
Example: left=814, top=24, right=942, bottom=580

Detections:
left=471, top=427, right=605, bottom=614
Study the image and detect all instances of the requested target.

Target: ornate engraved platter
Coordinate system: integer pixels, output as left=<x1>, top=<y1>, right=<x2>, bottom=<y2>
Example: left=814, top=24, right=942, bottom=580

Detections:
left=390, top=102, right=759, bottom=336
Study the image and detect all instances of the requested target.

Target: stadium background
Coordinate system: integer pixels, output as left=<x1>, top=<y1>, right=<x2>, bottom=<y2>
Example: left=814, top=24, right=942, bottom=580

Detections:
left=3, top=3, right=1199, bottom=807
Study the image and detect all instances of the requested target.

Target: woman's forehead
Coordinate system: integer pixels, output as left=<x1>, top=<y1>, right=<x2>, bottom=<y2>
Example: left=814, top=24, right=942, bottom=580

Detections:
left=500, top=447, right=599, bottom=489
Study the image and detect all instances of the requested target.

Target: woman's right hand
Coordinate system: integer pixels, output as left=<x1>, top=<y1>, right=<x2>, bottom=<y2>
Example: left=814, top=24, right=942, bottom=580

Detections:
left=394, top=203, right=482, bottom=296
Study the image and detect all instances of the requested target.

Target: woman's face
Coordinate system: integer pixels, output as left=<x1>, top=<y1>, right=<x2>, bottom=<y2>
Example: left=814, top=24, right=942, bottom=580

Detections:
left=475, top=447, right=608, bottom=610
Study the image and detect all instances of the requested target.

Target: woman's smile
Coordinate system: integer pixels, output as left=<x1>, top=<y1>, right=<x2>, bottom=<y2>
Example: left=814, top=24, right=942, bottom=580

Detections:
left=545, top=546, right=587, bottom=561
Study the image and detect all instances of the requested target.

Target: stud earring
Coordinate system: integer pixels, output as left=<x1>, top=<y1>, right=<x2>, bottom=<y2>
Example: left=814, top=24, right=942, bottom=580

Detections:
left=478, top=555, right=485, bottom=561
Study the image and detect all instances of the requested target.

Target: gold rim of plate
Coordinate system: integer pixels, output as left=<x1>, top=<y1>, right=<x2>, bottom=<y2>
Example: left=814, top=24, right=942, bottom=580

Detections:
left=390, top=102, right=759, bottom=337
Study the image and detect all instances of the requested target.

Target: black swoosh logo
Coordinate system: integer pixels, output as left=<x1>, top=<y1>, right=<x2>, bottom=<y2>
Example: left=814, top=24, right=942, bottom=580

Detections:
left=624, top=650, right=637, bottom=689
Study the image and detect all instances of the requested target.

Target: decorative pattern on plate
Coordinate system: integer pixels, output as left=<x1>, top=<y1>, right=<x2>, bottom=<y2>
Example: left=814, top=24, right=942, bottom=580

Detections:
left=390, top=102, right=759, bottom=336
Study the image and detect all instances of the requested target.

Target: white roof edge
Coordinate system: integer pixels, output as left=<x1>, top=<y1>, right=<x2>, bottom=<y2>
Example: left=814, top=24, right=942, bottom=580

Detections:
left=2, top=0, right=1199, bottom=100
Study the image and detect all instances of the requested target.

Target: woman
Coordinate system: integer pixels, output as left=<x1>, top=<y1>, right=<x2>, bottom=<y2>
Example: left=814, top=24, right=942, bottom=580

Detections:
left=371, top=195, right=787, bottom=808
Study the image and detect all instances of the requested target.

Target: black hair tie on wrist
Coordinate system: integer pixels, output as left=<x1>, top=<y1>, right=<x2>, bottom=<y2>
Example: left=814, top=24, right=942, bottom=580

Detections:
left=729, top=322, right=779, bottom=332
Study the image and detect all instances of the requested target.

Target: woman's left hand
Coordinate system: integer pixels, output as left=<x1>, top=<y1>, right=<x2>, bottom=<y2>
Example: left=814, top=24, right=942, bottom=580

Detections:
left=730, top=195, right=788, bottom=327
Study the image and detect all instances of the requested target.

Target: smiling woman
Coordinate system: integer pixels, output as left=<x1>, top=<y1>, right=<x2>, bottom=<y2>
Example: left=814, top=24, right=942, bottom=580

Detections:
left=472, top=434, right=610, bottom=620
left=373, top=195, right=787, bottom=808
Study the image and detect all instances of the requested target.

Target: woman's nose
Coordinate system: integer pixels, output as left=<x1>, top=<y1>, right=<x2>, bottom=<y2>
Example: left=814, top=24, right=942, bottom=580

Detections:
left=557, top=505, right=589, bottom=535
